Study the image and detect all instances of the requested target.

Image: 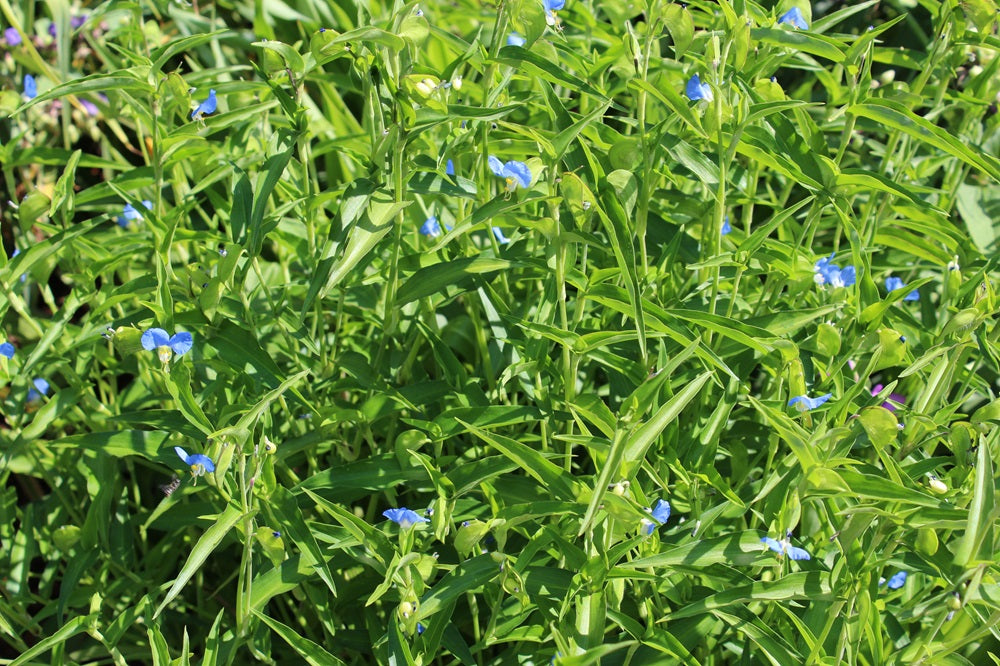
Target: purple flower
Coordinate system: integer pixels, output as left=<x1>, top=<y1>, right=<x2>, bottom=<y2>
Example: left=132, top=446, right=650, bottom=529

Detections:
left=80, top=99, right=99, bottom=116
left=383, top=507, right=429, bottom=529
left=0, top=342, right=14, bottom=359
left=885, top=277, right=918, bottom=301
left=778, top=7, right=808, bottom=30
left=640, top=499, right=671, bottom=536
left=814, top=254, right=857, bottom=288
left=141, top=328, right=193, bottom=363
left=5, top=27, right=21, bottom=46
left=762, top=531, right=810, bottom=560
left=191, top=89, right=217, bottom=119
left=488, top=156, right=531, bottom=190
left=788, top=393, right=832, bottom=411
left=175, top=446, right=215, bottom=476
left=685, top=74, right=713, bottom=102
left=871, top=384, right=905, bottom=412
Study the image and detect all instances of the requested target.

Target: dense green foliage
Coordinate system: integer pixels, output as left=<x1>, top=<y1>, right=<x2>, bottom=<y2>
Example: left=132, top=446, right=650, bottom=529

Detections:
left=2, top=0, right=1000, bottom=663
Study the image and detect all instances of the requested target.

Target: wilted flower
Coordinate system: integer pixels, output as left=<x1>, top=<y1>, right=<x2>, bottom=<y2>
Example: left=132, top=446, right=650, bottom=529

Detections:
left=5, top=27, right=21, bottom=46
left=814, top=254, right=857, bottom=288
left=761, top=531, right=810, bottom=560
left=23, top=74, right=36, bottom=99
left=118, top=200, right=152, bottom=228
left=640, top=499, right=671, bottom=536
left=788, top=393, right=832, bottom=411
left=507, top=32, right=526, bottom=46
left=141, top=328, right=193, bottom=363
left=492, top=227, right=511, bottom=244
left=685, top=74, right=713, bottom=102
left=881, top=570, right=907, bottom=590
left=175, top=446, right=215, bottom=476
left=27, top=378, right=49, bottom=402
left=383, top=507, right=429, bottom=529
left=871, top=384, right=905, bottom=412
left=0, top=342, right=14, bottom=358
left=191, top=89, right=217, bottom=120
left=488, top=156, right=532, bottom=191
left=778, top=7, right=809, bottom=29
left=420, top=217, right=442, bottom=238
left=927, top=474, right=947, bottom=494
left=885, top=277, right=918, bottom=301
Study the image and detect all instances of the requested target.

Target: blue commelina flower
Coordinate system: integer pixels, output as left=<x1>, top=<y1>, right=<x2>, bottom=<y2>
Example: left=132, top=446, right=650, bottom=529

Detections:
left=885, top=277, right=918, bottom=301
left=881, top=570, right=907, bottom=589
left=27, top=378, right=50, bottom=402
left=788, top=393, right=832, bottom=411
left=141, top=328, right=193, bottom=363
left=191, top=89, right=217, bottom=119
left=118, top=200, right=152, bottom=228
left=507, top=32, right=526, bottom=46
left=420, top=217, right=442, bottom=238
left=762, top=532, right=811, bottom=560
left=778, top=7, right=809, bottom=30
left=640, top=498, right=671, bottom=536
left=446, top=159, right=455, bottom=176
left=814, top=254, right=857, bottom=288
left=0, top=342, right=14, bottom=359
left=543, top=0, right=565, bottom=25
left=175, top=446, right=215, bottom=476
left=383, top=507, right=429, bottom=529
left=488, top=156, right=532, bottom=191
left=685, top=74, right=713, bottom=103
left=721, top=215, right=732, bottom=235
left=492, top=227, right=511, bottom=244
left=23, top=74, right=36, bottom=99
left=5, top=27, right=21, bottom=46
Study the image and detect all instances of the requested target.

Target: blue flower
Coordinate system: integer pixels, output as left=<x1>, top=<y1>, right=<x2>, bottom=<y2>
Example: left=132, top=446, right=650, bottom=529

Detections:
left=885, top=277, right=918, bottom=301
left=814, top=254, right=857, bottom=288
left=0, top=342, right=14, bottom=359
left=23, top=74, right=36, bottom=99
left=882, top=570, right=907, bottom=589
left=446, top=159, right=455, bottom=176
left=141, top=328, right=193, bottom=363
left=383, top=507, right=429, bottom=529
left=420, top=217, right=442, bottom=238
left=543, top=0, right=565, bottom=25
left=191, top=89, right=217, bottom=119
left=488, top=156, right=532, bottom=191
left=416, top=623, right=426, bottom=635
left=175, top=446, right=215, bottom=476
left=685, top=74, right=713, bottom=103
left=118, top=200, right=152, bottom=228
left=640, top=498, right=671, bottom=535
left=762, top=532, right=810, bottom=560
left=721, top=216, right=732, bottom=235
left=778, top=7, right=809, bottom=30
left=492, top=227, right=511, bottom=244
left=5, top=27, right=21, bottom=46
left=27, top=378, right=49, bottom=402
left=788, top=393, right=832, bottom=411
left=507, top=32, right=526, bottom=46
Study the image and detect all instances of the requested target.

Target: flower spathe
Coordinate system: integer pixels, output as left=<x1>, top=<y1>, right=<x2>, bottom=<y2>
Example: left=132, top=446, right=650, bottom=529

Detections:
left=885, top=277, right=918, bottom=301
left=814, top=254, right=856, bottom=288
left=788, top=393, right=832, bottom=411
left=778, top=7, right=809, bottom=29
left=762, top=532, right=810, bottom=560
left=141, top=328, right=193, bottom=363
left=383, top=507, right=429, bottom=529
left=175, top=446, right=215, bottom=476
left=488, top=156, right=532, bottom=191
left=640, top=498, right=671, bottom=536
left=685, top=74, right=713, bottom=102
left=191, top=89, right=217, bottom=119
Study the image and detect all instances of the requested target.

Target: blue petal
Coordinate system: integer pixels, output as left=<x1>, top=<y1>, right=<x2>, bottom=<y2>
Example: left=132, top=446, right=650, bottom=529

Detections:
left=789, top=393, right=832, bottom=410
left=141, top=328, right=171, bottom=350
left=169, top=331, right=193, bottom=356
left=778, top=7, right=809, bottom=30
left=650, top=499, right=671, bottom=524
left=23, top=74, right=37, bottom=99
left=420, top=217, right=442, bottom=238
left=787, top=546, right=811, bottom=561
left=721, top=216, right=732, bottom=235
left=761, top=537, right=783, bottom=553
left=446, top=159, right=455, bottom=176
left=191, top=88, right=218, bottom=119
left=0, top=342, right=14, bottom=359
left=685, top=74, right=705, bottom=101
left=487, top=155, right=505, bottom=177
left=885, top=277, right=903, bottom=292
left=492, top=226, right=511, bottom=244
left=383, top=507, right=428, bottom=526
left=904, top=289, right=919, bottom=301
left=887, top=570, right=907, bottom=589
left=175, top=446, right=191, bottom=463
left=503, top=161, right=532, bottom=189
left=187, top=453, right=215, bottom=473
left=839, top=265, right=857, bottom=287
left=32, top=378, right=50, bottom=396
left=544, top=0, right=566, bottom=10
left=6, top=27, right=22, bottom=46
left=507, top=32, right=526, bottom=47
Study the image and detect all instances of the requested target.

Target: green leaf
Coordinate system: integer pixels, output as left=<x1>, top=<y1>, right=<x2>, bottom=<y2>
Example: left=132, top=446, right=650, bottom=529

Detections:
left=397, top=257, right=514, bottom=304
left=254, top=611, right=347, bottom=665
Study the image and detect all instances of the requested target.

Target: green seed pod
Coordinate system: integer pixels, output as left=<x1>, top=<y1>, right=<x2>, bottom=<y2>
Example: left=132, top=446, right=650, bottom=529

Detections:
left=110, top=327, right=145, bottom=356
left=53, top=525, right=81, bottom=551
left=915, top=527, right=939, bottom=556
left=255, top=526, right=285, bottom=567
